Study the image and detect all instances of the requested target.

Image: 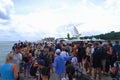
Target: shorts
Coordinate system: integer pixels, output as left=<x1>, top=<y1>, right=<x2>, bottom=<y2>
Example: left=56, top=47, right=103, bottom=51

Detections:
left=77, top=56, right=82, bottom=63
left=24, top=63, right=30, bottom=72
left=78, top=58, right=82, bottom=63
left=86, top=55, right=90, bottom=62
left=92, top=56, right=102, bottom=68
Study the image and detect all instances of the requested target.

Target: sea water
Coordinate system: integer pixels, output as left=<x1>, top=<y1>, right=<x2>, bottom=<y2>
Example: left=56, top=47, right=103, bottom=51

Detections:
left=0, top=41, right=15, bottom=64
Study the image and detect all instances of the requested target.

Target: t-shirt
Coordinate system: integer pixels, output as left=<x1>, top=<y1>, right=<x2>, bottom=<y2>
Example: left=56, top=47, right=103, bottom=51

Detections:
left=12, top=53, right=22, bottom=72
left=86, top=47, right=91, bottom=56
left=71, top=57, right=78, bottom=67
left=91, top=46, right=94, bottom=54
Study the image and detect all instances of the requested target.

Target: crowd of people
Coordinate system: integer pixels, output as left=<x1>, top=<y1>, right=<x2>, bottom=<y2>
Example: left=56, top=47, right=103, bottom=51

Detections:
left=0, top=40, right=120, bottom=80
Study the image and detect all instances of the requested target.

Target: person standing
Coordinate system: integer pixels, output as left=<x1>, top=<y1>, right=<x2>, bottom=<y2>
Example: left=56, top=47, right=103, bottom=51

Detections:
left=105, top=42, right=113, bottom=74
left=12, top=45, right=22, bottom=80
left=53, top=49, right=72, bottom=80
left=23, top=48, right=32, bottom=78
left=92, top=42, right=102, bottom=80
left=85, top=42, right=92, bottom=75
left=0, top=53, right=18, bottom=80
left=38, top=46, right=51, bottom=79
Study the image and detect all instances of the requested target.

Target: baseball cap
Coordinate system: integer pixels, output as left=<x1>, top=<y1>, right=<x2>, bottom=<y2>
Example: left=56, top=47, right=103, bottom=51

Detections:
left=55, top=49, right=61, bottom=55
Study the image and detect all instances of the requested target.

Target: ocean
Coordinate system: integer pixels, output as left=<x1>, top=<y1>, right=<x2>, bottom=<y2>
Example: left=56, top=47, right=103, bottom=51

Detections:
left=0, top=41, right=15, bottom=64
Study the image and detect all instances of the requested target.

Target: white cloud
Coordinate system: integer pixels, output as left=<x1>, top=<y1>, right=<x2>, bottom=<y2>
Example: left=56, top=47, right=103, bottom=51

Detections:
left=0, top=0, right=120, bottom=41
left=0, top=0, right=13, bottom=19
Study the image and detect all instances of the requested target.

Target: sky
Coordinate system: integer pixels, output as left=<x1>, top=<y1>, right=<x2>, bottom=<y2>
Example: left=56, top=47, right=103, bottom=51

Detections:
left=0, top=0, right=120, bottom=41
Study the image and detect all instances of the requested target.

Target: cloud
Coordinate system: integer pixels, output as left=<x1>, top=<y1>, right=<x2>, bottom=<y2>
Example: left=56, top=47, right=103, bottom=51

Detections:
left=0, top=0, right=13, bottom=19
left=0, top=0, right=120, bottom=41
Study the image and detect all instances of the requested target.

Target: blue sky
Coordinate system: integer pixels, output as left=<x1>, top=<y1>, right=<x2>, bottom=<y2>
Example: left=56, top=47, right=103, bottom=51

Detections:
left=0, top=0, right=120, bottom=41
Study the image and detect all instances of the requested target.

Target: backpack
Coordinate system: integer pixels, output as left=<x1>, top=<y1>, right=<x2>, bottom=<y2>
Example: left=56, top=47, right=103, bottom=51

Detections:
left=38, top=52, right=51, bottom=67
left=99, top=46, right=106, bottom=59
left=93, top=47, right=102, bottom=57
left=30, top=63, right=38, bottom=76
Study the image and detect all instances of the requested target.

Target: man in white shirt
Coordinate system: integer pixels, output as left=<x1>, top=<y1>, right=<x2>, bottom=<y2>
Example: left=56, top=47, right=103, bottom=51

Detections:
left=12, top=46, right=22, bottom=80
